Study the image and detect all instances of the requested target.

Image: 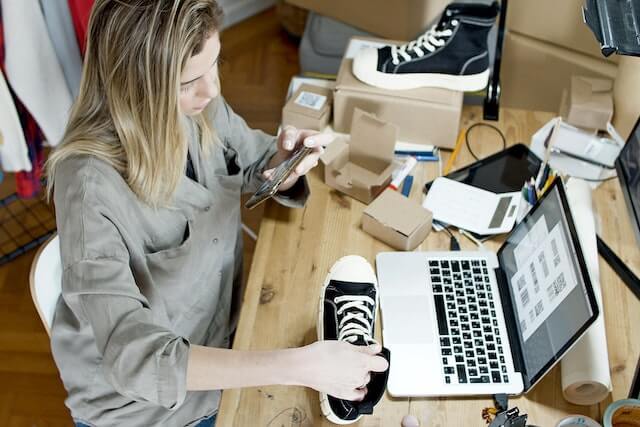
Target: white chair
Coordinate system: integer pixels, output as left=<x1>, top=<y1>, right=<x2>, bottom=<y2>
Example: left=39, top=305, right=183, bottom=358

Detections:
left=29, top=234, right=62, bottom=336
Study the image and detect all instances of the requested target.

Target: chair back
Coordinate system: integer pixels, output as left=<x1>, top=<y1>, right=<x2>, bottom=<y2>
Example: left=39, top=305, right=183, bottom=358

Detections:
left=29, top=234, right=62, bottom=336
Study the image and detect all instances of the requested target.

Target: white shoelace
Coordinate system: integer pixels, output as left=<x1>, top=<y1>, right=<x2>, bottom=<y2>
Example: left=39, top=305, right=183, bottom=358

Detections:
left=335, top=295, right=377, bottom=344
left=390, top=19, right=458, bottom=65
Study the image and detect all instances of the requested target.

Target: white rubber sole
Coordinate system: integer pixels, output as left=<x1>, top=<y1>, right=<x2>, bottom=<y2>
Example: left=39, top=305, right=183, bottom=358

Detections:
left=353, top=51, right=490, bottom=92
left=317, top=255, right=379, bottom=425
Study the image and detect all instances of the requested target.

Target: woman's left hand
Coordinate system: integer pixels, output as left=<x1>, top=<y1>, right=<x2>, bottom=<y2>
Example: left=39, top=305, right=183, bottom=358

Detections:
left=263, top=126, right=333, bottom=192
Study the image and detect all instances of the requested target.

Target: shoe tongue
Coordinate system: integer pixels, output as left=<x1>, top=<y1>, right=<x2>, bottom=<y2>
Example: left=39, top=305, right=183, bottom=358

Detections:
left=329, top=280, right=374, bottom=295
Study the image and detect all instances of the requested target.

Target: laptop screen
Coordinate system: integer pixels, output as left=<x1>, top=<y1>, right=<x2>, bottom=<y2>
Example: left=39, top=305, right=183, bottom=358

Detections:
left=497, top=180, right=598, bottom=389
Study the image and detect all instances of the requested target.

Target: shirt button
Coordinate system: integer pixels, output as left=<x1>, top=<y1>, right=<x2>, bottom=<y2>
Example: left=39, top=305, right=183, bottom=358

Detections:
left=213, top=238, right=218, bottom=244
left=204, top=206, right=211, bottom=212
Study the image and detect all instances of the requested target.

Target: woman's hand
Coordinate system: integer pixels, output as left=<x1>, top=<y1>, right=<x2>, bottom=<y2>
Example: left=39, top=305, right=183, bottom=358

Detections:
left=295, top=341, right=389, bottom=401
left=264, top=126, right=333, bottom=192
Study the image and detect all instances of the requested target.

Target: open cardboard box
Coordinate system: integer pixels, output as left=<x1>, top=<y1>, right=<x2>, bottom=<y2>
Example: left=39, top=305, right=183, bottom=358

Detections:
left=362, top=189, right=433, bottom=251
left=282, top=83, right=333, bottom=131
left=320, top=108, right=397, bottom=205
left=560, top=75, right=613, bottom=131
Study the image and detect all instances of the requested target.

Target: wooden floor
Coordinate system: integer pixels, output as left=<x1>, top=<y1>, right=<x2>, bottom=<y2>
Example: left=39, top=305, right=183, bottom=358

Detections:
left=0, top=8, right=298, bottom=426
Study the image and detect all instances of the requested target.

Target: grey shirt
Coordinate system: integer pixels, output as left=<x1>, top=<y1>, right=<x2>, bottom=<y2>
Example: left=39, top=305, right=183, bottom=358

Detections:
left=51, top=97, right=308, bottom=426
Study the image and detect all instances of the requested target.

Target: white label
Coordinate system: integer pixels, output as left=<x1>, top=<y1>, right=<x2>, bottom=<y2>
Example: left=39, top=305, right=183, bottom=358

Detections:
left=511, top=222, right=578, bottom=341
left=294, top=91, right=326, bottom=111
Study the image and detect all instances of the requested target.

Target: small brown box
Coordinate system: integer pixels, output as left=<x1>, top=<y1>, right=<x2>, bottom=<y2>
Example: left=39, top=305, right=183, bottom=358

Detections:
left=362, top=189, right=433, bottom=251
left=282, top=84, right=332, bottom=131
left=560, top=76, right=613, bottom=131
left=334, top=38, right=463, bottom=148
left=320, top=108, right=397, bottom=205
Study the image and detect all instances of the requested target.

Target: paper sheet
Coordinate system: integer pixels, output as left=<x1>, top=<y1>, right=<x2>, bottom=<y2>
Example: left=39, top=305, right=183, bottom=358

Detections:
left=422, top=178, right=521, bottom=235
left=561, top=178, right=612, bottom=405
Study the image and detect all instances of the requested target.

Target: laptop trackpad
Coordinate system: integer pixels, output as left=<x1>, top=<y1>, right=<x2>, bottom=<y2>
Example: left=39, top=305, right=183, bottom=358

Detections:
left=382, top=296, right=434, bottom=345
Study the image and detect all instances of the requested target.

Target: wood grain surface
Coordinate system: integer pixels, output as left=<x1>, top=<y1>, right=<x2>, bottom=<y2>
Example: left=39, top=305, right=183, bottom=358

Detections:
left=217, top=106, right=640, bottom=427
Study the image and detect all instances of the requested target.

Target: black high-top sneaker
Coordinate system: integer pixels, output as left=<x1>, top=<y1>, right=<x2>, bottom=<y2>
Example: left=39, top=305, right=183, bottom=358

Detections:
left=353, top=2, right=499, bottom=91
left=318, top=255, right=391, bottom=425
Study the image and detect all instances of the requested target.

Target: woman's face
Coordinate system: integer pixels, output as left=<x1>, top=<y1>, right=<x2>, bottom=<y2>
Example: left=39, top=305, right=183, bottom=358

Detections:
left=179, top=32, right=221, bottom=116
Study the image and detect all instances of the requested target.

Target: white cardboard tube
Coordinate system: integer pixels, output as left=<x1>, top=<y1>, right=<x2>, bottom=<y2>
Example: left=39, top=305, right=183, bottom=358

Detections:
left=561, top=178, right=612, bottom=405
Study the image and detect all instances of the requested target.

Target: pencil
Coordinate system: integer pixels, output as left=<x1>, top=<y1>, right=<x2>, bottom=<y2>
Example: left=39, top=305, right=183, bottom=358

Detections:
left=444, top=127, right=466, bottom=175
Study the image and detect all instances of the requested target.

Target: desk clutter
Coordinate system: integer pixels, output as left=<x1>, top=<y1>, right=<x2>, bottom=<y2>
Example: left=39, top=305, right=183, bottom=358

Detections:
left=270, top=2, right=640, bottom=426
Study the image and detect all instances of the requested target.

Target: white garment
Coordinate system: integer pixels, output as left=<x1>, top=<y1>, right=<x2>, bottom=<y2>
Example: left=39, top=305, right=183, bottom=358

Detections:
left=0, top=71, right=31, bottom=172
left=2, top=0, right=73, bottom=146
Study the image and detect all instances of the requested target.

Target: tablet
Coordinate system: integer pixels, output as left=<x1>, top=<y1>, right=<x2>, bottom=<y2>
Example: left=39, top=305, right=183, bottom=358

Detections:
left=424, top=144, right=542, bottom=193
left=245, top=146, right=313, bottom=210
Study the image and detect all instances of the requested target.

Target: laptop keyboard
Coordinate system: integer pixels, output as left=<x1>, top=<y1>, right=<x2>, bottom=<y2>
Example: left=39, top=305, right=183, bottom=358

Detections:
left=429, top=258, right=509, bottom=386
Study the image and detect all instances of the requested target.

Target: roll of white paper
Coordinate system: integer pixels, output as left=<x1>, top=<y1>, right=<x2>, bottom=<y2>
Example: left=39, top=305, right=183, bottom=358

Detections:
left=561, top=178, right=612, bottom=405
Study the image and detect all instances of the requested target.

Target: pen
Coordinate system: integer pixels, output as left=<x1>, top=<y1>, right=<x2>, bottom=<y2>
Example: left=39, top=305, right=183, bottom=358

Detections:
left=389, top=156, right=417, bottom=190
left=444, top=128, right=465, bottom=175
left=549, top=147, right=616, bottom=169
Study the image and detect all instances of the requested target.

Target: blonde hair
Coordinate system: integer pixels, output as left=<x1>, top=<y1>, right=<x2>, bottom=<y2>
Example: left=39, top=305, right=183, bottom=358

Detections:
left=46, top=0, right=223, bottom=207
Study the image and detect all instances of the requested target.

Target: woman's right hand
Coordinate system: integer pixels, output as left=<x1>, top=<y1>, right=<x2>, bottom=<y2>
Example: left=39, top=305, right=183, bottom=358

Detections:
left=296, top=340, right=389, bottom=401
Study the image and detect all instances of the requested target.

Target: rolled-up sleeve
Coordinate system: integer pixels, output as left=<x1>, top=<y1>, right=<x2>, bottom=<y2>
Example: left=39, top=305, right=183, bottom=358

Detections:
left=211, top=97, right=309, bottom=206
left=63, top=258, right=190, bottom=410
left=212, top=97, right=277, bottom=193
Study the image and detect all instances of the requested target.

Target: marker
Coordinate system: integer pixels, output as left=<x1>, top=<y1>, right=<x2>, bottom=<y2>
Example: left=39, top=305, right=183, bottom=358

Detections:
left=389, top=156, right=417, bottom=190
left=401, top=175, right=414, bottom=197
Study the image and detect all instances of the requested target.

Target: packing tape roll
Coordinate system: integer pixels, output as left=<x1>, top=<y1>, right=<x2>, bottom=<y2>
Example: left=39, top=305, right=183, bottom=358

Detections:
left=555, top=415, right=602, bottom=427
left=561, top=179, right=612, bottom=405
left=603, top=399, right=640, bottom=427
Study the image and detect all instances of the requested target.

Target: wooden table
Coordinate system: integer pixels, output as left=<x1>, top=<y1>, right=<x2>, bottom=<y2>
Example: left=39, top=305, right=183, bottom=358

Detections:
left=218, top=106, right=640, bottom=426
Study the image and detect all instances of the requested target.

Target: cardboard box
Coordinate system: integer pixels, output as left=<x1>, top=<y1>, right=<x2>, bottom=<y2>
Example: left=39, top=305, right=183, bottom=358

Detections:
left=501, top=31, right=618, bottom=112
left=334, top=44, right=463, bottom=148
left=320, top=109, right=397, bottom=204
left=362, top=189, right=433, bottom=251
left=282, top=84, right=333, bottom=130
left=284, top=0, right=449, bottom=41
left=560, top=76, right=613, bottom=131
left=613, top=56, right=640, bottom=140
left=507, top=0, right=618, bottom=63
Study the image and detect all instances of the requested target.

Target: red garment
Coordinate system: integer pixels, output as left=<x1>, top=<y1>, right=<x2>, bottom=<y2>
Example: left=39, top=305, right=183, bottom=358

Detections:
left=0, top=4, right=45, bottom=198
left=68, top=0, right=95, bottom=55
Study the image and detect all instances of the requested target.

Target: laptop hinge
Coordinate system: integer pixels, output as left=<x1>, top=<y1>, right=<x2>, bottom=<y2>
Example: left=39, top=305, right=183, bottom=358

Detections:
left=495, top=265, right=530, bottom=390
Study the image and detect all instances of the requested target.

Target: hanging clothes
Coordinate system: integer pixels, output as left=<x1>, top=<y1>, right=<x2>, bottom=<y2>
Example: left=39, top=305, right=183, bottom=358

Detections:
left=40, top=0, right=83, bottom=98
left=0, top=3, right=46, bottom=197
left=2, top=0, right=73, bottom=147
left=0, top=72, right=31, bottom=174
left=67, top=0, right=94, bottom=56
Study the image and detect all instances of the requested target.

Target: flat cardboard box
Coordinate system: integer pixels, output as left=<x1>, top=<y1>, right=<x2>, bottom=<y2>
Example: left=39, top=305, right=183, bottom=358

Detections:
left=507, top=0, right=618, bottom=63
left=284, top=0, right=449, bottom=41
left=334, top=40, right=463, bottom=148
left=560, top=76, right=613, bottom=131
left=501, top=31, right=618, bottom=112
left=282, top=84, right=333, bottom=130
left=320, top=108, right=397, bottom=204
left=613, top=56, right=640, bottom=140
left=362, top=189, right=433, bottom=251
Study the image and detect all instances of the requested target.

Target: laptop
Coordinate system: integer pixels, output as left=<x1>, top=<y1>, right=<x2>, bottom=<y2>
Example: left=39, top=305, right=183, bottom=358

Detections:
left=376, top=178, right=599, bottom=396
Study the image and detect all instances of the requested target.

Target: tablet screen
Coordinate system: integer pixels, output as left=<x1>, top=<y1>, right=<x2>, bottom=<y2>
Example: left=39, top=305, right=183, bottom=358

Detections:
left=425, top=144, right=542, bottom=194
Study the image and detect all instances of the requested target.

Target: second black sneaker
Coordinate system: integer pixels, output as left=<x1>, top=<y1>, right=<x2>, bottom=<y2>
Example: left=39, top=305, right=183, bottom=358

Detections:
left=318, top=255, right=391, bottom=425
left=353, top=2, right=499, bottom=91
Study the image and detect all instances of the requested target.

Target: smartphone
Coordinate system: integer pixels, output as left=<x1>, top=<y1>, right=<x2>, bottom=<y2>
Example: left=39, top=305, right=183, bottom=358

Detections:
left=244, top=146, right=313, bottom=210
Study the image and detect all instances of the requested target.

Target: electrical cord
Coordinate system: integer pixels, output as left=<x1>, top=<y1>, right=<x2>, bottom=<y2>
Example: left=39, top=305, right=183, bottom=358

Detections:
left=465, top=122, right=507, bottom=161
left=434, top=220, right=460, bottom=251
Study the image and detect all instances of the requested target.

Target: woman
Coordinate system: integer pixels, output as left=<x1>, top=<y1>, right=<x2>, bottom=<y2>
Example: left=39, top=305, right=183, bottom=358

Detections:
left=46, top=1, right=388, bottom=426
